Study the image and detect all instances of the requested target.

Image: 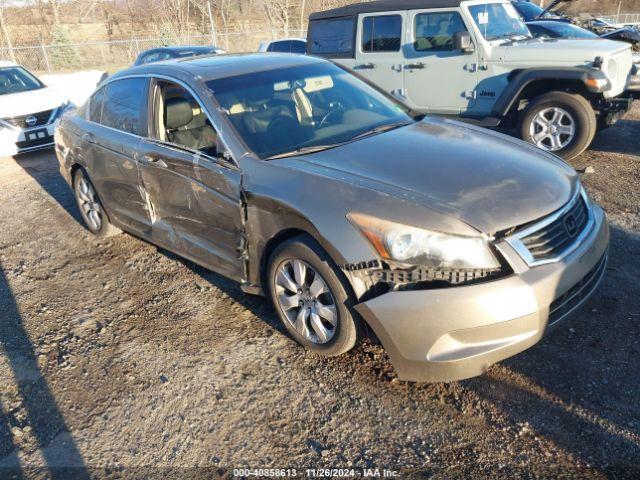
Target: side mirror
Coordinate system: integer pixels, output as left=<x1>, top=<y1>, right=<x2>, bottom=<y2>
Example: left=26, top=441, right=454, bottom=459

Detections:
left=453, top=31, right=474, bottom=53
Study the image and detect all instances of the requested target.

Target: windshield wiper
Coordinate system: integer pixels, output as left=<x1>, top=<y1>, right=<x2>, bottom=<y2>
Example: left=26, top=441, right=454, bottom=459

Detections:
left=350, top=121, right=411, bottom=141
left=267, top=143, right=344, bottom=160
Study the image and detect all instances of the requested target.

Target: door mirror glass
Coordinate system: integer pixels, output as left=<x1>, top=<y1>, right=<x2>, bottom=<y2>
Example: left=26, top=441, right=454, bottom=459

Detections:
left=453, top=31, right=474, bottom=53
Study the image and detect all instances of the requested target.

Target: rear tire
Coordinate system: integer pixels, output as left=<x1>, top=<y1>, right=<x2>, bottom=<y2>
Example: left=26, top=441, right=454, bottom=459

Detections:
left=519, top=91, right=596, bottom=161
left=73, top=168, right=121, bottom=238
left=267, top=235, right=361, bottom=356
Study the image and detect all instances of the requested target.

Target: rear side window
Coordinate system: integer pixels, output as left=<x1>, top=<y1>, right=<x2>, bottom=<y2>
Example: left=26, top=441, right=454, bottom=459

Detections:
left=362, top=15, right=402, bottom=52
left=414, top=12, right=467, bottom=51
left=268, top=41, right=292, bottom=53
left=100, top=78, right=147, bottom=135
left=308, top=17, right=355, bottom=57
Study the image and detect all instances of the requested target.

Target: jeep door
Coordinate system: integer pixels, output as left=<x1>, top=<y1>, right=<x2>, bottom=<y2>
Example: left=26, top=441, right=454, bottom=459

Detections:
left=403, top=9, right=479, bottom=113
left=80, top=78, right=151, bottom=235
left=135, top=77, right=245, bottom=281
left=351, top=12, right=406, bottom=98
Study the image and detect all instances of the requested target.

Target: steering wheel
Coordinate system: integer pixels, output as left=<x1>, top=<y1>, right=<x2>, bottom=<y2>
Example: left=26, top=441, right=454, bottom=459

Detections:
left=318, top=101, right=346, bottom=128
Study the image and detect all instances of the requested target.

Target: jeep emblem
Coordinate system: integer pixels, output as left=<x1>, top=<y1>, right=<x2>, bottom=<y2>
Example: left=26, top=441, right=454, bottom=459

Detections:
left=25, top=115, right=38, bottom=127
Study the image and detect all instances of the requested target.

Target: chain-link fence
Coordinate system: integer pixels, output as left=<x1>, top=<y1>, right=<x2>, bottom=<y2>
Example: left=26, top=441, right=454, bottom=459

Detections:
left=0, top=29, right=306, bottom=74
left=599, top=12, right=640, bottom=25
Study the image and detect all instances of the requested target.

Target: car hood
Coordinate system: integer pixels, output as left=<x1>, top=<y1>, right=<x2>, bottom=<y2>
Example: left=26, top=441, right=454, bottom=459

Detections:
left=283, top=118, right=578, bottom=234
left=502, top=38, right=629, bottom=63
left=0, top=86, right=67, bottom=119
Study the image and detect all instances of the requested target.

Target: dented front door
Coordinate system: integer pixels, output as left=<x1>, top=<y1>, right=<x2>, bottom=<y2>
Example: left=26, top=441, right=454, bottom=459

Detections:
left=135, top=141, right=245, bottom=281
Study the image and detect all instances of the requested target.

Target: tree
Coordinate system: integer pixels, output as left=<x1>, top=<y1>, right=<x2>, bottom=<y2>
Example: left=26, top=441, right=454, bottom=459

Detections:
left=0, top=0, right=16, bottom=61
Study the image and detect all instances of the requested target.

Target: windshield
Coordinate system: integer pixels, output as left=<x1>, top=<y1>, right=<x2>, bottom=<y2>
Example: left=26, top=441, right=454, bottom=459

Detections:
left=0, top=67, right=44, bottom=96
left=469, top=3, right=531, bottom=41
left=207, top=62, right=416, bottom=159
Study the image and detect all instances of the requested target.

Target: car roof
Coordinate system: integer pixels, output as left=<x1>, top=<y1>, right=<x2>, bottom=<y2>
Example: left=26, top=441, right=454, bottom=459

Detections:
left=310, top=0, right=465, bottom=20
left=269, top=38, right=307, bottom=43
left=526, top=20, right=580, bottom=28
left=526, top=20, right=558, bottom=26
left=115, top=53, right=326, bottom=82
left=142, top=45, right=218, bottom=54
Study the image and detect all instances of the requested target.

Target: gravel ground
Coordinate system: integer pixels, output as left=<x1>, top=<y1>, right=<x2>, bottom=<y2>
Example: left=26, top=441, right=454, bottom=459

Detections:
left=0, top=105, right=639, bottom=479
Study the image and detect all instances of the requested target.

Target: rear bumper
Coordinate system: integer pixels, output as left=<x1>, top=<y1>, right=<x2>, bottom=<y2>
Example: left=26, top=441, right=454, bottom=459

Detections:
left=355, top=206, right=609, bottom=383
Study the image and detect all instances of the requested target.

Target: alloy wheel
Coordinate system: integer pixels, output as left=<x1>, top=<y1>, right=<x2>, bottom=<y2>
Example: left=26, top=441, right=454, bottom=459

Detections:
left=76, top=176, right=103, bottom=231
left=274, top=259, right=338, bottom=344
left=530, top=107, right=576, bottom=152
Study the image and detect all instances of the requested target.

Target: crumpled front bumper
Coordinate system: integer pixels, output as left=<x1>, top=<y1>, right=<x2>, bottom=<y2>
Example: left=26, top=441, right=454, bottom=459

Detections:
left=355, top=205, right=609, bottom=383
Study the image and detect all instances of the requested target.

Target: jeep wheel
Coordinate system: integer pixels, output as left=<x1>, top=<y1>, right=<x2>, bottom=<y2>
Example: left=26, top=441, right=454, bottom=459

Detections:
left=520, top=92, right=596, bottom=160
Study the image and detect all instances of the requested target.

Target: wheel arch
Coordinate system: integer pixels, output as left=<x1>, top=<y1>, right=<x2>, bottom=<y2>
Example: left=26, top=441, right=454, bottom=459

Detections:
left=493, top=68, right=599, bottom=122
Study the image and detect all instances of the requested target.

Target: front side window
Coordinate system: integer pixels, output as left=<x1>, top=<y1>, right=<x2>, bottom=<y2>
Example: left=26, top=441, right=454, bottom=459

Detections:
left=207, top=62, right=415, bottom=159
left=290, top=40, right=307, bottom=54
left=414, top=12, right=467, bottom=51
left=362, top=15, right=402, bottom=52
left=308, top=18, right=355, bottom=56
left=0, top=67, right=44, bottom=96
left=468, top=3, right=531, bottom=41
left=100, top=78, right=147, bottom=135
left=153, top=80, right=219, bottom=157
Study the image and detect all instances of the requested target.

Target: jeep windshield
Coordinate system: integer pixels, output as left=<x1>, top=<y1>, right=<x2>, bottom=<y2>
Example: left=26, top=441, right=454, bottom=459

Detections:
left=469, top=3, right=531, bottom=42
left=207, top=62, right=418, bottom=159
left=0, top=67, right=44, bottom=96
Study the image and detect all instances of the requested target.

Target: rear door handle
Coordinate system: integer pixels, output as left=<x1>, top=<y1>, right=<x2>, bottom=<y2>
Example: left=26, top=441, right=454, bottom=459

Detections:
left=406, top=62, right=426, bottom=70
left=82, top=133, right=95, bottom=144
left=355, top=62, right=376, bottom=70
left=140, top=154, right=167, bottom=169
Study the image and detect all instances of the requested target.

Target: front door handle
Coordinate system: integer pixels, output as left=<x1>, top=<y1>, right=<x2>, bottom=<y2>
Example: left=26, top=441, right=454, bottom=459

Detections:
left=406, top=62, right=426, bottom=70
left=140, top=154, right=167, bottom=169
left=354, top=62, right=376, bottom=70
left=82, top=132, right=95, bottom=144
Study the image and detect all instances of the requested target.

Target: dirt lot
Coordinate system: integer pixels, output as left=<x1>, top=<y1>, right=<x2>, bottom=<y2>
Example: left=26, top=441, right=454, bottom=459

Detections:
left=0, top=105, right=639, bottom=479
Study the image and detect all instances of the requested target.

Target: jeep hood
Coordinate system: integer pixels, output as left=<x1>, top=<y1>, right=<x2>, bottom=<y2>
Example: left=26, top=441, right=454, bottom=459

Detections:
left=0, top=86, right=67, bottom=119
left=502, top=38, right=630, bottom=63
left=284, top=118, right=578, bottom=234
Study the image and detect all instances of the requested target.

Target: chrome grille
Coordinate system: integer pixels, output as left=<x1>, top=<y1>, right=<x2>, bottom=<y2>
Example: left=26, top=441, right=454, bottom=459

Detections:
left=521, top=196, right=590, bottom=262
left=3, top=109, right=54, bottom=129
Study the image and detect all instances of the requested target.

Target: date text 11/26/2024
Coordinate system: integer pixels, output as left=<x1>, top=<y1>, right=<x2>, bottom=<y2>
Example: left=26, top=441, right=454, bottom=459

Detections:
left=233, top=468, right=400, bottom=477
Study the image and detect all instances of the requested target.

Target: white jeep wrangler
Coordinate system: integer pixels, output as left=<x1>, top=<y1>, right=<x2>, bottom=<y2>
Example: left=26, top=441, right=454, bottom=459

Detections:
left=308, top=0, right=637, bottom=159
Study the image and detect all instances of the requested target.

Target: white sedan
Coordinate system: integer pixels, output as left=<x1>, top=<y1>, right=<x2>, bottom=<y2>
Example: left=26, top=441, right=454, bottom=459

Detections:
left=0, top=61, right=76, bottom=157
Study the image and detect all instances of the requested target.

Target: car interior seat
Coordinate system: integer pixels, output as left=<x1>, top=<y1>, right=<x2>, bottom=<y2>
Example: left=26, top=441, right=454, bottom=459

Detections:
left=164, top=97, right=218, bottom=154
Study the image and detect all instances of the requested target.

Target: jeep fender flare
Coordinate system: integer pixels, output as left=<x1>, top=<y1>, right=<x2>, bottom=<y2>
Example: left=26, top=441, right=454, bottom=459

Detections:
left=491, top=67, right=600, bottom=118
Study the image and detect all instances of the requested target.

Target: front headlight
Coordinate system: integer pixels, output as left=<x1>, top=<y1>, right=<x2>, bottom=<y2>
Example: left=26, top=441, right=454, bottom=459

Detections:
left=347, top=213, right=500, bottom=269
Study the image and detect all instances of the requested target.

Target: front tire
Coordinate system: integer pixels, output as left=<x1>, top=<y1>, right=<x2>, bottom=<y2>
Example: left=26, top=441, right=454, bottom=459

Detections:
left=267, top=236, right=361, bottom=356
left=73, top=168, right=121, bottom=238
left=520, top=91, right=596, bottom=160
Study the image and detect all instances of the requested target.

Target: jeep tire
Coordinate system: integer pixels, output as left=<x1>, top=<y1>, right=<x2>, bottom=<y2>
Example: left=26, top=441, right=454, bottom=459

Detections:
left=520, top=91, right=597, bottom=161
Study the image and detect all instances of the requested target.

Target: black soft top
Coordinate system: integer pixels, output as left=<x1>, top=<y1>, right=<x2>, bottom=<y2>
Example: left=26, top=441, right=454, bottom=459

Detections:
left=309, top=0, right=464, bottom=20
